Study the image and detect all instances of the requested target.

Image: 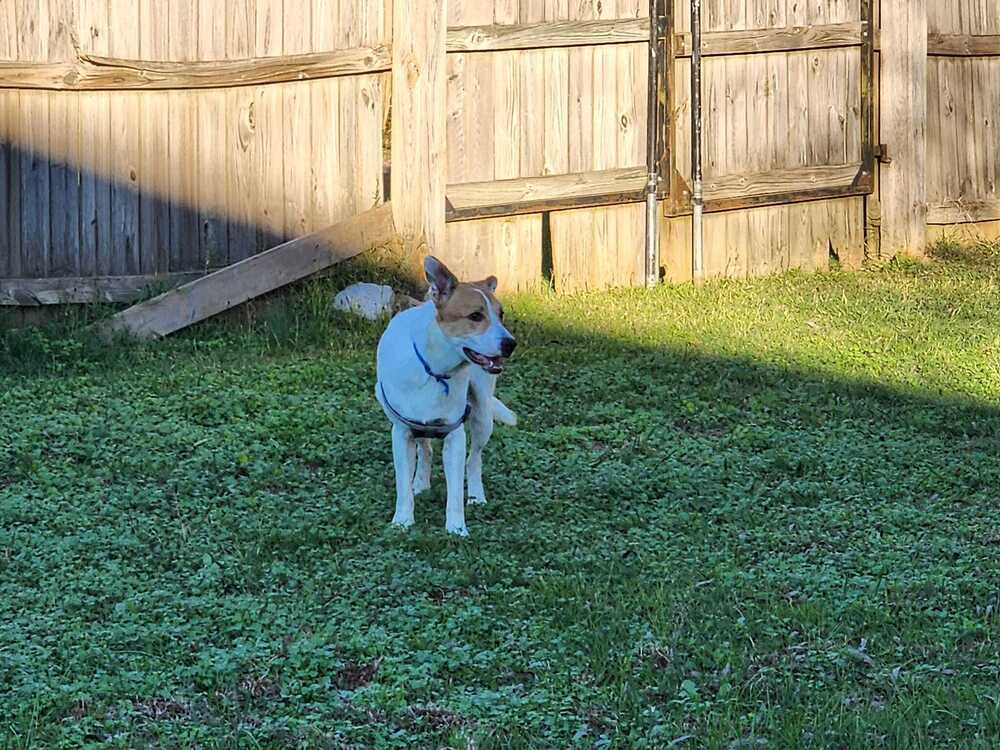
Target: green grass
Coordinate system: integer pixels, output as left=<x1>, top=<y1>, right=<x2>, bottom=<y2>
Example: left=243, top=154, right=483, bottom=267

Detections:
left=1, top=243, right=998, bottom=749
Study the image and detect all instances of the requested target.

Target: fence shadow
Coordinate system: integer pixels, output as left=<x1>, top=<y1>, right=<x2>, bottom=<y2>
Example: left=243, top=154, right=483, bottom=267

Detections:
left=1, top=140, right=294, bottom=281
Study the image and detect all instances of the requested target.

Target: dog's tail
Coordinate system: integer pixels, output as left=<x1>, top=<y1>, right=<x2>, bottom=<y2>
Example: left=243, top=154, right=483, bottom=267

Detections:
left=492, top=397, right=517, bottom=427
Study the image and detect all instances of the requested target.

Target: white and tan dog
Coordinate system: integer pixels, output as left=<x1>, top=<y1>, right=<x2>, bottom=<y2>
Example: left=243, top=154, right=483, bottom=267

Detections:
left=375, top=256, right=517, bottom=536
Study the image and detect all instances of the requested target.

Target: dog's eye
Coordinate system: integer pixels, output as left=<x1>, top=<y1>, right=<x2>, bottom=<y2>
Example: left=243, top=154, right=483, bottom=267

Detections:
left=468, top=311, right=485, bottom=322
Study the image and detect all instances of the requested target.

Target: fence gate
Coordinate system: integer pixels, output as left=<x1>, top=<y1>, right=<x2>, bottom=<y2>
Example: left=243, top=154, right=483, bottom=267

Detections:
left=442, top=2, right=664, bottom=291
left=662, top=0, right=878, bottom=280
left=438, top=1, right=878, bottom=290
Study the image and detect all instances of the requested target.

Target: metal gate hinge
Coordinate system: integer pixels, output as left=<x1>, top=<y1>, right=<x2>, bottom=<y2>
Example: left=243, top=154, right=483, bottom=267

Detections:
left=874, top=144, right=892, bottom=165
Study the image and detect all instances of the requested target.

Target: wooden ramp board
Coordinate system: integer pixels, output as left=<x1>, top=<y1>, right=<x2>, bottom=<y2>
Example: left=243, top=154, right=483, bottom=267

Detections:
left=101, top=203, right=395, bottom=340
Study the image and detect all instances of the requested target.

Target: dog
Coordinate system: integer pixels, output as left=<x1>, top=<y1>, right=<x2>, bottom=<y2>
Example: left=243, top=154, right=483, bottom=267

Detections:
left=375, top=256, right=517, bottom=536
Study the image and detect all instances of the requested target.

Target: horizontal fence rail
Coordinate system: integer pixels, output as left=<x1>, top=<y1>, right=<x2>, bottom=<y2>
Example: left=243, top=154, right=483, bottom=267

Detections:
left=446, top=18, right=649, bottom=52
left=447, top=168, right=648, bottom=222
left=927, top=200, right=1000, bottom=226
left=927, top=34, right=1000, bottom=57
left=0, top=46, right=391, bottom=91
left=673, top=21, right=865, bottom=57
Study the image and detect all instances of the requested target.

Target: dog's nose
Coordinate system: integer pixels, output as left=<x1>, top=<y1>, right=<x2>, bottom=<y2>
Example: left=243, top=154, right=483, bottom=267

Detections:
left=500, top=337, right=517, bottom=358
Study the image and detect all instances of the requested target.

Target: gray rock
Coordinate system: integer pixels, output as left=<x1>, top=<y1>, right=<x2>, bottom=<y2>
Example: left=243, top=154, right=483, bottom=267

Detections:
left=333, top=283, right=396, bottom=320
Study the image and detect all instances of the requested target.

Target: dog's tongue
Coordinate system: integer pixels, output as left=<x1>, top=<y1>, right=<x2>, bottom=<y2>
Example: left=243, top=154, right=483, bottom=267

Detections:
left=465, top=348, right=504, bottom=373
left=482, top=357, right=503, bottom=374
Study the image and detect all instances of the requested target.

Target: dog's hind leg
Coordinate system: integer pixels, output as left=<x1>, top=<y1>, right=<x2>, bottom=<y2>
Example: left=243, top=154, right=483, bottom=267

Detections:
left=466, top=374, right=496, bottom=506
left=466, top=405, right=493, bottom=505
left=412, top=439, right=433, bottom=495
left=390, top=423, right=417, bottom=528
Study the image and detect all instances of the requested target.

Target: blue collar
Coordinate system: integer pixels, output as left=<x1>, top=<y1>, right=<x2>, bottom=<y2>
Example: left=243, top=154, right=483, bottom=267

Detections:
left=413, top=341, right=453, bottom=396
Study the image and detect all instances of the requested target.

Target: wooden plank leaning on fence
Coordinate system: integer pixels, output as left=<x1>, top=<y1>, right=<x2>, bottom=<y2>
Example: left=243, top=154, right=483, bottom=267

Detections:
left=99, top=203, right=395, bottom=340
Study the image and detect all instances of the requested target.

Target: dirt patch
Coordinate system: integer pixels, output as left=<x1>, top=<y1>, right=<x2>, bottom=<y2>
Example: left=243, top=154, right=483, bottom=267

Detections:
left=335, top=658, right=382, bottom=690
left=132, top=697, right=191, bottom=722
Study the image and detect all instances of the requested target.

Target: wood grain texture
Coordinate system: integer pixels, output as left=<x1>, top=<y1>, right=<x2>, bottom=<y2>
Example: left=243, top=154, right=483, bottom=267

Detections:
left=0, top=47, right=393, bottom=90
left=880, top=0, right=927, bottom=254
left=18, top=2, right=51, bottom=278
left=447, top=167, right=648, bottom=213
left=928, top=34, right=1000, bottom=57
left=927, top=199, right=1000, bottom=225
left=674, top=21, right=864, bottom=57
left=110, top=0, right=141, bottom=275
left=0, top=0, right=389, bottom=287
left=78, top=0, right=111, bottom=276
left=393, top=0, right=447, bottom=256
left=704, top=163, right=863, bottom=203
left=226, top=0, right=259, bottom=263
left=447, top=18, right=649, bottom=52
left=550, top=203, right=647, bottom=291
left=48, top=0, right=82, bottom=277
left=445, top=215, right=542, bottom=290
left=140, top=0, right=171, bottom=273
left=926, top=1, right=999, bottom=239
left=0, top=272, right=206, bottom=305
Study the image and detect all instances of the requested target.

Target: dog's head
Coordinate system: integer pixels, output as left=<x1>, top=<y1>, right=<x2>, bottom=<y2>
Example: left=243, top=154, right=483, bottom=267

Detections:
left=424, top=256, right=516, bottom=374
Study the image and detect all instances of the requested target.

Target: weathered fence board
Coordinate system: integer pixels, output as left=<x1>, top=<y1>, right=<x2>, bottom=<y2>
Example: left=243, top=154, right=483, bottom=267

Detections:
left=662, top=0, right=867, bottom=282
left=0, top=0, right=388, bottom=283
left=926, top=1, right=1000, bottom=242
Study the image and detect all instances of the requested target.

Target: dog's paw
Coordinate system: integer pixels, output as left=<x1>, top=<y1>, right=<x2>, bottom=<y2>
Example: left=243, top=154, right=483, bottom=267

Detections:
left=390, top=515, right=415, bottom=529
left=466, top=494, right=488, bottom=506
left=446, top=523, right=469, bottom=537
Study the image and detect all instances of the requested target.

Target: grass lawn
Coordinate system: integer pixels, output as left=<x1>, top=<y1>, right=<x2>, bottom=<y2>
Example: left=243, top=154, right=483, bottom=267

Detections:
left=1, top=242, right=998, bottom=749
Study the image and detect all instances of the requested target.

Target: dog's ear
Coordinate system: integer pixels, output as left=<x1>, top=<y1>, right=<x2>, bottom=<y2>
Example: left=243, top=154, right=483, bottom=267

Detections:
left=424, top=256, right=458, bottom=306
left=479, top=276, right=498, bottom=293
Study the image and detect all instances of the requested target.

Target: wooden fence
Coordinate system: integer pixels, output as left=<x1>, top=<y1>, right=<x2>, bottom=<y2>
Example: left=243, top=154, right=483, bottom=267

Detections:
left=925, top=3, right=1000, bottom=240
left=0, top=0, right=389, bottom=303
left=1, top=1, right=998, bottom=305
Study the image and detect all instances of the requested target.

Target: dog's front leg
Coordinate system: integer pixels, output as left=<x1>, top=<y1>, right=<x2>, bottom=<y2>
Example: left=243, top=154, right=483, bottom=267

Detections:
left=390, top=423, right=417, bottom=528
left=442, top=426, right=468, bottom=537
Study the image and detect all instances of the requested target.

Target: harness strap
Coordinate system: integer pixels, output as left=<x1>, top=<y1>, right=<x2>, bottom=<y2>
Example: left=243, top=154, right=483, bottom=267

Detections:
left=413, top=341, right=452, bottom=395
left=378, top=382, right=470, bottom=439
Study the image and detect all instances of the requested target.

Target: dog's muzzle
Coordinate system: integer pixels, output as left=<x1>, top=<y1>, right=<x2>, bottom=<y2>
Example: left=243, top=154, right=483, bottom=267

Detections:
left=463, top=338, right=515, bottom=375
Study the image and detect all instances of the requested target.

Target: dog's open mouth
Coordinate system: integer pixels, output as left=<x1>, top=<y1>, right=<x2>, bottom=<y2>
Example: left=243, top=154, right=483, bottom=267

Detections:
left=463, top=348, right=505, bottom=374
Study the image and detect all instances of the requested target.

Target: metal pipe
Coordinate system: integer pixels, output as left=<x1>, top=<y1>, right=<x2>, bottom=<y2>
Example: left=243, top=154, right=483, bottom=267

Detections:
left=644, top=0, right=661, bottom=288
left=690, top=0, right=704, bottom=284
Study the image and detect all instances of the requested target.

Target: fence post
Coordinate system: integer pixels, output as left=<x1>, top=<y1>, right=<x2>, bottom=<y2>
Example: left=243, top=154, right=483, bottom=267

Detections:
left=879, top=0, right=927, bottom=256
left=391, top=0, right=448, bottom=263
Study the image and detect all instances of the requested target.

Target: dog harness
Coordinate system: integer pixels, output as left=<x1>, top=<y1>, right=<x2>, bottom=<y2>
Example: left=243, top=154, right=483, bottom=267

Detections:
left=377, top=342, right=470, bottom=438
left=412, top=341, right=452, bottom=395
left=378, top=382, right=471, bottom=439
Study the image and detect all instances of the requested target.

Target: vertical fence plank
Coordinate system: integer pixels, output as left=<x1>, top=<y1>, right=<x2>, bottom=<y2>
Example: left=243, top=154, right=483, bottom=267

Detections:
left=254, top=0, right=285, bottom=247
left=196, top=0, right=229, bottom=267
left=225, top=0, right=258, bottom=262
left=393, top=0, right=447, bottom=257
left=77, top=0, right=110, bottom=276
left=110, top=0, right=141, bottom=275
left=880, top=0, right=927, bottom=253
left=17, top=0, right=50, bottom=278
left=48, top=0, right=81, bottom=277
left=311, top=0, right=341, bottom=233
left=356, top=0, right=386, bottom=213
left=282, top=0, right=312, bottom=241
left=168, top=0, right=201, bottom=271
left=140, top=0, right=171, bottom=273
